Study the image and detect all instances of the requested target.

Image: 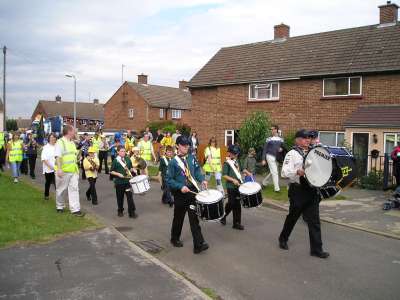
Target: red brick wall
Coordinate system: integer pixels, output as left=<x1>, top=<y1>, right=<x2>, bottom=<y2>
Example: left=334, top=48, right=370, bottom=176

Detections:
left=104, top=83, right=192, bottom=131
left=190, top=73, right=400, bottom=145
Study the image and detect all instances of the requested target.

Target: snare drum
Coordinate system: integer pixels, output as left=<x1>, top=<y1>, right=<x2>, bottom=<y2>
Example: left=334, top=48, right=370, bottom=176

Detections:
left=129, top=175, right=150, bottom=194
left=238, top=181, right=263, bottom=208
left=304, top=146, right=356, bottom=188
left=194, top=189, right=224, bottom=221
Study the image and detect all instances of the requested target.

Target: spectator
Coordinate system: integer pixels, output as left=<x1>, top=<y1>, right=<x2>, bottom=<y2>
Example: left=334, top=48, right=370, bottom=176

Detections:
left=391, top=142, right=400, bottom=187
left=159, top=145, right=174, bottom=207
left=26, top=132, right=38, bottom=179
left=20, top=138, right=29, bottom=175
left=6, top=132, right=23, bottom=183
left=98, top=134, right=109, bottom=174
left=172, top=129, right=181, bottom=145
left=161, top=132, right=173, bottom=147
left=78, top=133, right=91, bottom=180
left=41, top=133, right=57, bottom=200
left=138, top=134, right=156, bottom=164
left=203, top=137, right=224, bottom=194
left=144, top=127, right=153, bottom=142
left=262, top=125, right=284, bottom=192
left=0, top=130, right=6, bottom=172
left=189, top=131, right=199, bottom=156
left=155, top=129, right=164, bottom=143
left=243, top=147, right=257, bottom=182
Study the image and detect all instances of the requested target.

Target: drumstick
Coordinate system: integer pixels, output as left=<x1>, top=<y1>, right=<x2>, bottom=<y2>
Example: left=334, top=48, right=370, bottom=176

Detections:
left=188, top=190, right=199, bottom=195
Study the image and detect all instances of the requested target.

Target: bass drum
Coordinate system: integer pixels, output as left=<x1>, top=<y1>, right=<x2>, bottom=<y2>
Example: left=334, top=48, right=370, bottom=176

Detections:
left=319, top=186, right=341, bottom=200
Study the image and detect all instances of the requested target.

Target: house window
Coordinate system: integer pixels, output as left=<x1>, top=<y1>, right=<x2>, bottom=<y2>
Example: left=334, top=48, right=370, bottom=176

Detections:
left=171, top=109, right=182, bottom=119
left=384, top=133, right=400, bottom=154
left=323, top=76, right=362, bottom=97
left=249, top=82, right=279, bottom=101
left=224, top=129, right=240, bottom=146
left=128, top=108, right=134, bottom=119
left=159, top=109, right=164, bottom=119
left=319, top=131, right=345, bottom=146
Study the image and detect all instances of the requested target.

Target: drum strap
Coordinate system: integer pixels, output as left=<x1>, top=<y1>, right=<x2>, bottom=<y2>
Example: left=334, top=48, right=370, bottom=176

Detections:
left=116, top=156, right=133, bottom=178
left=163, top=157, right=169, bottom=166
left=174, top=156, right=200, bottom=192
left=226, top=159, right=243, bottom=184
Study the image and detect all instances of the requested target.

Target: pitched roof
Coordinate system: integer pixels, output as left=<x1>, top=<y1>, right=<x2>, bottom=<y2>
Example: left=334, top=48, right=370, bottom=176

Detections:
left=127, top=82, right=191, bottom=110
left=36, top=100, right=104, bottom=120
left=16, top=118, right=32, bottom=129
left=344, top=105, right=400, bottom=128
left=189, top=23, right=400, bottom=88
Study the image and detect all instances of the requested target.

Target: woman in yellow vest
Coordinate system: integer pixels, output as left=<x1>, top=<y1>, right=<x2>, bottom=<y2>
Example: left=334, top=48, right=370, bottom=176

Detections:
left=138, top=134, right=156, bottom=164
left=6, top=132, right=24, bottom=183
left=203, top=137, right=224, bottom=194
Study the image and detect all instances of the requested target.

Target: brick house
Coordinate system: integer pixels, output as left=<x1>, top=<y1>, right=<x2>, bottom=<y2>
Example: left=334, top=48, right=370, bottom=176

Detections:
left=104, top=74, right=191, bottom=132
left=188, top=1, right=400, bottom=175
left=31, top=96, right=104, bottom=132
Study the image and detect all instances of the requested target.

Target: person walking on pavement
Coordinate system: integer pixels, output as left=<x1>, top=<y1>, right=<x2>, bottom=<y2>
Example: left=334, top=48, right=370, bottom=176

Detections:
left=77, top=133, right=91, bottom=180
left=278, top=129, right=329, bottom=259
left=262, top=125, right=284, bottom=192
left=83, top=147, right=99, bottom=205
left=98, top=135, right=109, bottom=174
left=41, top=133, right=57, bottom=200
left=144, top=127, right=153, bottom=142
left=203, top=137, right=224, bottom=194
left=54, top=125, right=84, bottom=216
left=167, top=135, right=209, bottom=254
left=159, top=145, right=174, bottom=207
left=20, top=137, right=29, bottom=176
left=91, top=129, right=102, bottom=157
left=391, top=142, right=400, bottom=187
left=26, top=132, right=38, bottom=179
left=6, top=132, right=23, bottom=183
left=0, top=131, right=6, bottom=172
left=138, top=133, right=156, bottom=165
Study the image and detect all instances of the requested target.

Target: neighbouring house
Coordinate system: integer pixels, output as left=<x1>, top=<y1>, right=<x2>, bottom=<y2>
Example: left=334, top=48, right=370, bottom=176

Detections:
left=188, top=1, right=400, bottom=176
left=31, top=96, right=104, bottom=132
left=16, top=118, right=32, bottom=131
left=104, top=74, right=191, bottom=132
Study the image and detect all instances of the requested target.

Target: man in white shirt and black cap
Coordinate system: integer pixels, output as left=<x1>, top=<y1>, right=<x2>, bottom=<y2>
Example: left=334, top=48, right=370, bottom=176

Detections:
left=278, top=129, right=329, bottom=259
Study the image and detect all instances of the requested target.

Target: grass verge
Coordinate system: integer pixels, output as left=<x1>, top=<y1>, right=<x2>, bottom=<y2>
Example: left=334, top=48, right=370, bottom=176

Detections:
left=0, top=174, right=99, bottom=248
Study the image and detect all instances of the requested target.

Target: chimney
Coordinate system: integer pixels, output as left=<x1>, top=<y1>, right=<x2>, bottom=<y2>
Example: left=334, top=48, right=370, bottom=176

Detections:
left=93, top=99, right=99, bottom=105
left=179, top=80, right=188, bottom=90
left=55, top=95, right=61, bottom=103
left=138, top=73, right=148, bottom=85
left=379, top=1, right=399, bottom=24
left=274, top=23, right=290, bottom=40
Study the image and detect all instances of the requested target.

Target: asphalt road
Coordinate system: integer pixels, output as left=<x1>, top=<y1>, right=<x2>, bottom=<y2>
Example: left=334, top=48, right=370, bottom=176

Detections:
left=35, top=171, right=400, bottom=300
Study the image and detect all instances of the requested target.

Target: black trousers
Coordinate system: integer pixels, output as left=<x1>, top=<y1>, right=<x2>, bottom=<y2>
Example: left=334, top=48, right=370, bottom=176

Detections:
left=224, top=188, right=242, bottom=225
left=0, top=147, right=5, bottom=170
left=279, top=183, right=323, bottom=252
left=28, top=155, right=37, bottom=178
left=20, top=158, right=28, bottom=175
left=80, top=160, right=86, bottom=180
left=161, top=177, right=173, bottom=204
left=86, top=177, right=98, bottom=204
left=44, top=172, right=56, bottom=197
left=171, top=191, right=204, bottom=248
left=115, top=183, right=136, bottom=215
left=98, top=151, right=109, bottom=173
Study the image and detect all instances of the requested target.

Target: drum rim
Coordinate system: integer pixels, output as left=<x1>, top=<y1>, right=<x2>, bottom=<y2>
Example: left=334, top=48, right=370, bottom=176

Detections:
left=239, top=182, right=262, bottom=195
left=304, top=146, right=333, bottom=187
left=129, top=175, right=149, bottom=183
left=195, top=190, right=224, bottom=204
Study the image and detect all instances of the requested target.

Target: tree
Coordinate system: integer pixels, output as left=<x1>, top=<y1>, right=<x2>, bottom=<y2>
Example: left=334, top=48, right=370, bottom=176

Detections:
left=238, top=111, right=271, bottom=156
left=6, top=119, right=18, bottom=131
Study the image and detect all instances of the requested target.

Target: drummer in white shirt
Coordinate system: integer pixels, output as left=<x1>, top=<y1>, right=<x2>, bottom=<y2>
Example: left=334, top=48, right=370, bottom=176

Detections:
left=41, top=134, right=57, bottom=200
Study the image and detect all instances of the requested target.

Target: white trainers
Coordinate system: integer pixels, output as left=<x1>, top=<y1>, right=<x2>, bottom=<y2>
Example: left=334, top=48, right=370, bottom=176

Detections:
left=14, top=178, right=19, bottom=183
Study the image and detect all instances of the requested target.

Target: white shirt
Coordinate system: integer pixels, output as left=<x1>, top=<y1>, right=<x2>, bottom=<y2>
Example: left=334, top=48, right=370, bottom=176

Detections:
left=41, top=144, right=56, bottom=174
left=281, top=149, right=304, bottom=184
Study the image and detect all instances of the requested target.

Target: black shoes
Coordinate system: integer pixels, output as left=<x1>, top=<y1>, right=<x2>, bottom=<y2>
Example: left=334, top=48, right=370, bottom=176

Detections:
left=310, top=251, right=330, bottom=259
left=232, top=224, right=244, bottom=230
left=56, top=209, right=64, bottom=213
left=72, top=211, right=85, bottom=217
left=220, top=216, right=226, bottom=225
left=169, top=202, right=174, bottom=207
left=279, top=239, right=289, bottom=250
left=117, top=211, right=124, bottom=217
left=44, top=196, right=49, bottom=201
left=86, top=195, right=91, bottom=201
left=193, top=242, right=209, bottom=254
left=171, top=240, right=184, bottom=247
left=92, top=202, right=98, bottom=205
left=129, top=212, right=138, bottom=219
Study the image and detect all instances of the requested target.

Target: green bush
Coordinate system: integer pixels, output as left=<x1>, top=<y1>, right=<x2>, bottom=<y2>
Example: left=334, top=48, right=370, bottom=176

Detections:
left=360, top=171, right=383, bottom=190
left=176, top=123, right=191, bottom=136
left=147, top=120, right=175, bottom=133
left=6, top=119, right=18, bottom=131
left=283, top=131, right=296, bottom=150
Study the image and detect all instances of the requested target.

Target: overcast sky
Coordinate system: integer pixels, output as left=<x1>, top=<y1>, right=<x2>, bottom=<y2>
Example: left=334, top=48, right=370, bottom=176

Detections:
left=0, top=0, right=386, bottom=118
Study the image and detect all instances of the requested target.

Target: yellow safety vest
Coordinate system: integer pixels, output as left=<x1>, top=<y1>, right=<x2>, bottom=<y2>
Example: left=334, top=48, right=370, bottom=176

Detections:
left=91, top=136, right=101, bottom=153
left=138, top=140, right=152, bottom=161
left=203, top=146, right=222, bottom=173
left=55, top=137, right=79, bottom=173
left=0, top=132, right=4, bottom=150
left=8, top=140, right=23, bottom=162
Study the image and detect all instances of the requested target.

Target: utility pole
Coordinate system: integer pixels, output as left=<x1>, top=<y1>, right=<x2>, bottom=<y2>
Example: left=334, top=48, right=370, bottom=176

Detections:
left=2, top=46, right=6, bottom=132
left=121, top=64, right=125, bottom=84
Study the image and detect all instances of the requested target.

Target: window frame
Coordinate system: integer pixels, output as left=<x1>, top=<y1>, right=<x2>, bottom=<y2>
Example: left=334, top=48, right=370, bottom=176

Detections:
left=159, top=108, right=164, bottom=119
left=322, top=76, right=362, bottom=97
left=224, top=129, right=235, bottom=146
left=248, top=81, right=280, bottom=101
left=171, top=109, right=182, bottom=120
left=128, top=108, right=134, bottom=119
left=318, top=131, right=345, bottom=146
left=384, top=132, right=400, bottom=155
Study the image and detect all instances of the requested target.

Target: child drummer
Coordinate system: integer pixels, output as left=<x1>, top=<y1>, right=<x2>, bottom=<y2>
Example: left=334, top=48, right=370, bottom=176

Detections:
left=159, top=145, right=174, bottom=207
left=221, top=144, right=252, bottom=230
left=83, top=146, right=99, bottom=205
left=110, top=145, right=138, bottom=218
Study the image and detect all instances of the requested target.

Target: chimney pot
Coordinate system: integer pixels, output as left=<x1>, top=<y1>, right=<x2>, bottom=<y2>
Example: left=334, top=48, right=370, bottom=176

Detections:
left=179, top=80, right=188, bottom=90
left=274, top=23, right=290, bottom=40
left=138, top=74, right=148, bottom=85
left=55, top=95, right=61, bottom=102
left=378, top=1, right=399, bottom=24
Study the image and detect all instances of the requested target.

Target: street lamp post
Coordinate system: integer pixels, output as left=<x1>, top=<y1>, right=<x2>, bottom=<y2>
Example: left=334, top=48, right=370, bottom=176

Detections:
left=65, top=74, right=77, bottom=129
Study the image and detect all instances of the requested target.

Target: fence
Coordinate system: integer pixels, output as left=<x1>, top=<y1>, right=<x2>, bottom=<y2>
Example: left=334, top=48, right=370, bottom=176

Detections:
left=355, top=154, right=395, bottom=189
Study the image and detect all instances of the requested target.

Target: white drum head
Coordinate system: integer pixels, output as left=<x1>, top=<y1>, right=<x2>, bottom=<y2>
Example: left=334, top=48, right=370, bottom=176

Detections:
left=239, top=182, right=262, bottom=195
left=304, top=147, right=333, bottom=187
left=130, top=175, right=148, bottom=183
left=196, top=189, right=223, bottom=204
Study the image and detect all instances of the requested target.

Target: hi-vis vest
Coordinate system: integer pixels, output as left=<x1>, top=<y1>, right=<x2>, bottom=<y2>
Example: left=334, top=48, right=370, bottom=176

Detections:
left=91, top=136, right=101, bottom=153
left=55, top=137, right=79, bottom=173
left=203, top=146, right=222, bottom=173
left=138, top=140, right=152, bottom=161
left=0, top=132, right=5, bottom=149
left=8, top=140, right=23, bottom=162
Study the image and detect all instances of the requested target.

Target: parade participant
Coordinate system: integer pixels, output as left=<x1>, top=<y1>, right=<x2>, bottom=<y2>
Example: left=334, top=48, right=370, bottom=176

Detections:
left=20, top=137, right=29, bottom=176
left=130, top=146, right=147, bottom=175
left=125, top=130, right=135, bottom=155
left=0, top=130, right=6, bottom=172
left=91, top=129, right=102, bottom=157
left=78, top=133, right=91, bottom=180
left=166, top=135, right=209, bottom=254
left=278, top=129, right=329, bottom=259
left=98, top=134, right=109, bottom=174
left=144, top=127, right=153, bottom=142
left=243, top=147, right=257, bottom=182
left=203, top=137, right=224, bottom=194
left=161, top=131, right=173, bottom=147
left=26, top=132, right=38, bottom=179
left=110, top=145, right=138, bottom=218
left=262, top=125, right=284, bottom=192
left=391, top=142, right=400, bottom=187
left=220, top=145, right=251, bottom=230
left=54, top=125, right=84, bottom=216
left=172, top=129, right=181, bottom=145
left=155, top=129, right=164, bottom=143
left=138, top=134, right=156, bottom=164
left=6, top=132, right=23, bottom=183
left=189, top=131, right=199, bottom=156
left=41, top=133, right=57, bottom=200
left=83, top=146, right=99, bottom=205
left=159, top=145, right=174, bottom=207
left=308, top=130, right=320, bottom=148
